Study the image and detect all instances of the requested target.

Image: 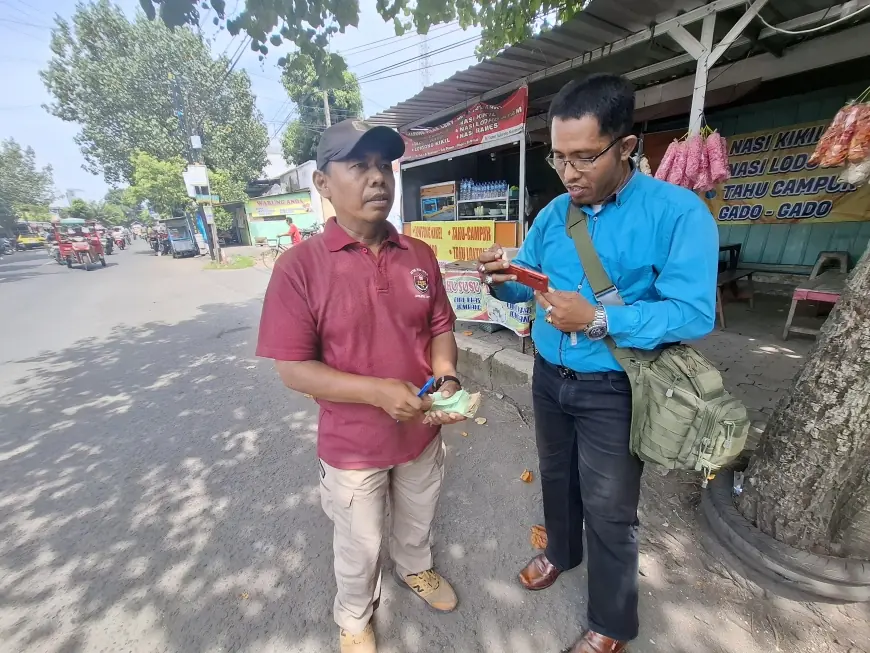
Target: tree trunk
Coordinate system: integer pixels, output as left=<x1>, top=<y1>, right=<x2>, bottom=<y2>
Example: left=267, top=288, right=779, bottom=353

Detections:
left=737, top=245, right=870, bottom=559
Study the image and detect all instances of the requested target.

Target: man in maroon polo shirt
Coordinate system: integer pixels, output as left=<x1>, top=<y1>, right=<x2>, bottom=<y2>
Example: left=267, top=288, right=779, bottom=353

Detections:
left=257, top=119, right=465, bottom=653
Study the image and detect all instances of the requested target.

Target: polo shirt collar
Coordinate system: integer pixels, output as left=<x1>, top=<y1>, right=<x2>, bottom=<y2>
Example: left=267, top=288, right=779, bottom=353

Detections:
left=323, top=216, right=407, bottom=252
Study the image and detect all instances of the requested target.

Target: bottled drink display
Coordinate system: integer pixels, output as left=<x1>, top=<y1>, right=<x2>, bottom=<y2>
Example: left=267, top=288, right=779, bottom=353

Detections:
left=459, top=179, right=508, bottom=201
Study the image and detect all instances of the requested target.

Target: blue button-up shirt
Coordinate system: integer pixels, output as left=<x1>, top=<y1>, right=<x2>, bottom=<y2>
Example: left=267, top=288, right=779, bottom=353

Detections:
left=494, top=172, right=719, bottom=372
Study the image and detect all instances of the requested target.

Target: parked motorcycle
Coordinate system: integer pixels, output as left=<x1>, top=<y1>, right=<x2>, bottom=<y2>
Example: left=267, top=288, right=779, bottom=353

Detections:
left=300, top=225, right=322, bottom=240
left=150, top=233, right=170, bottom=256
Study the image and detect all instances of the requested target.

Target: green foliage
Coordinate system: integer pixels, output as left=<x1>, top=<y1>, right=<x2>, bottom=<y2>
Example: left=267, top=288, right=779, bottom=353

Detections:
left=208, top=168, right=245, bottom=232
left=126, top=152, right=191, bottom=218
left=42, top=0, right=268, bottom=186
left=0, top=139, right=54, bottom=234
left=140, top=0, right=584, bottom=77
left=208, top=168, right=247, bottom=204
left=212, top=206, right=234, bottom=232
left=66, top=198, right=92, bottom=221
left=103, top=188, right=139, bottom=225
left=204, top=254, right=254, bottom=270
left=280, top=53, right=363, bottom=165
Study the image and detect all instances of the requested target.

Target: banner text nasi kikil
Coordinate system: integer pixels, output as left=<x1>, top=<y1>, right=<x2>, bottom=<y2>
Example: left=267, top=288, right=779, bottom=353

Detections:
left=400, top=87, right=528, bottom=162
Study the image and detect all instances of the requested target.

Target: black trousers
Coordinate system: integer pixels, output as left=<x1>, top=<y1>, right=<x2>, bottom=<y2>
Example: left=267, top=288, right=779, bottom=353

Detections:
left=532, top=355, right=643, bottom=642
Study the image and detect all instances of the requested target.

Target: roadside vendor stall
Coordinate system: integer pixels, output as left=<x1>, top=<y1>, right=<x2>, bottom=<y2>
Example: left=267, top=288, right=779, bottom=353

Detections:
left=399, top=87, right=530, bottom=261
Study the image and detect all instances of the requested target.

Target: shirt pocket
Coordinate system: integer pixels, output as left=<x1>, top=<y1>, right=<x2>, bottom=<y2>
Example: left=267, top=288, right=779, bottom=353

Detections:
left=599, top=255, right=656, bottom=302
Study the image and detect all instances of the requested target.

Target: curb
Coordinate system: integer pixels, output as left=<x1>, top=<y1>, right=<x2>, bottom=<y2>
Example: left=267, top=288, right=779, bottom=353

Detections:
left=455, top=335, right=534, bottom=409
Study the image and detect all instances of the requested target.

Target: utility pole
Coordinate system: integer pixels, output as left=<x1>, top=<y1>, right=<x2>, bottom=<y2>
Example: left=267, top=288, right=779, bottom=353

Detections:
left=170, top=72, right=222, bottom=262
left=322, top=89, right=332, bottom=127
left=418, top=33, right=431, bottom=88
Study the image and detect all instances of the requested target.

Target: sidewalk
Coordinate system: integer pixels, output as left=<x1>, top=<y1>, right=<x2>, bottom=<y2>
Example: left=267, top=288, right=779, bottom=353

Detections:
left=452, top=293, right=870, bottom=653
left=456, top=293, right=817, bottom=428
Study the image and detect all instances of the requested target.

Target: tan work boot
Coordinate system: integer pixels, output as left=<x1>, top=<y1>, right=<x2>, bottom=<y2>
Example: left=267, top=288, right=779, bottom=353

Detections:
left=395, top=568, right=458, bottom=612
left=339, top=622, right=377, bottom=653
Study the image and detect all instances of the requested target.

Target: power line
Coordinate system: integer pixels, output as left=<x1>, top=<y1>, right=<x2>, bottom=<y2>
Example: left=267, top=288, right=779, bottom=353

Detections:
left=0, top=16, right=52, bottom=29
left=350, top=26, right=463, bottom=68
left=338, top=21, right=458, bottom=57
left=357, top=34, right=481, bottom=80
left=360, top=54, right=477, bottom=83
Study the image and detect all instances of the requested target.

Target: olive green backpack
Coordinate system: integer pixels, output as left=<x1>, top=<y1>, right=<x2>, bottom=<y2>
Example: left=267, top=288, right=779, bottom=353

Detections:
left=567, top=205, right=749, bottom=484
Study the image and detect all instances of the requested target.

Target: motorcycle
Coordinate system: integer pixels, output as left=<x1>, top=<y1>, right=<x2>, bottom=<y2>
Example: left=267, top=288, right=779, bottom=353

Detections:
left=300, top=225, right=322, bottom=240
left=104, top=233, right=114, bottom=255
left=0, top=237, right=13, bottom=256
left=47, top=241, right=63, bottom=264
left=150, top=233, right=170, bottom=256
left=114, top=235, right=127, bottom=250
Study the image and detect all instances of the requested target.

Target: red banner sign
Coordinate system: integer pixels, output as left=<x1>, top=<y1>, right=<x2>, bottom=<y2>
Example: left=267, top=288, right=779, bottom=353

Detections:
left=401, top=87, right=528, bottom=161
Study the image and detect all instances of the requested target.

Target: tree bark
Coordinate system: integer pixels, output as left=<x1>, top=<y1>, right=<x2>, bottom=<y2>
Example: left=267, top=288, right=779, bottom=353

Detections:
left=737, top=245, right=870, bottom=559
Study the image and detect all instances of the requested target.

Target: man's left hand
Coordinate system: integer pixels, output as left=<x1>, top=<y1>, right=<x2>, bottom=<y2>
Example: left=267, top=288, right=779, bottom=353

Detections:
left=423, top=380, right=466, bottom=426
left=535, top=290, right=597, bottom=333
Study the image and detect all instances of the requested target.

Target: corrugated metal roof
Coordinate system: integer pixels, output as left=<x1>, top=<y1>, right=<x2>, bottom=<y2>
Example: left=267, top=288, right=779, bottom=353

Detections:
left=367, top=0, right=868, bottom=131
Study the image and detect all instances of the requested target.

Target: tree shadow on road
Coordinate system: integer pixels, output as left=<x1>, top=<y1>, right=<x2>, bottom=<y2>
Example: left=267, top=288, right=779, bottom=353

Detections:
left=0, top=299, right=867, bottom=653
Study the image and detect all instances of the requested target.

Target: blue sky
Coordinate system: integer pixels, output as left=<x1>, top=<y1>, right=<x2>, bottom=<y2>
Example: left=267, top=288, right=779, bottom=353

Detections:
left=0, top=0, right=482, bottom=200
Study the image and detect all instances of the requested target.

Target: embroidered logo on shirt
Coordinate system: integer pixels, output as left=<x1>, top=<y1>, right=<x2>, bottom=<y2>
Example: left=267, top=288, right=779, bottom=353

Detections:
left=410, top=268, right=430, bottom=297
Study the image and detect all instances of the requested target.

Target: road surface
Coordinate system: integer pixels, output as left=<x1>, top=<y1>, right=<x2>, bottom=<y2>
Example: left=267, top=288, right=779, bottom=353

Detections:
left=1, top=244, right=865, bottom=653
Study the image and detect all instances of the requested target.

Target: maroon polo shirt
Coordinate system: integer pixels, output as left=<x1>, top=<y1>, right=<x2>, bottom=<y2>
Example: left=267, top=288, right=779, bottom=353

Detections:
left=256, top=217, right=456, bottom=470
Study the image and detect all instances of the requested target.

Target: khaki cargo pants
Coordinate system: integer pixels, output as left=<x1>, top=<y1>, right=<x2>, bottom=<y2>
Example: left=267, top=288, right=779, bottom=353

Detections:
left=319, top=435, right=445, bottom=634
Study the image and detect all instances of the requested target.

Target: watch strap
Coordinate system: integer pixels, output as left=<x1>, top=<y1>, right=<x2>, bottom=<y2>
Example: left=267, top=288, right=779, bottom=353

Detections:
left=434, top=375, right=461, bottom=391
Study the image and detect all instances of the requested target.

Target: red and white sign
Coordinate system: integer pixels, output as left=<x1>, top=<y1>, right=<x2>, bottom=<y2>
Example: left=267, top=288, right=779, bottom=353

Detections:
left=401, top=87, right=528, bottom=162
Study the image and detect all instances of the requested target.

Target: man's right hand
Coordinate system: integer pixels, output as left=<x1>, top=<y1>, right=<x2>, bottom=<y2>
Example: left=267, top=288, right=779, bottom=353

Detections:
left=477, top=244, right=517, bottom=285
left=372, top=379, right=433, bottom=421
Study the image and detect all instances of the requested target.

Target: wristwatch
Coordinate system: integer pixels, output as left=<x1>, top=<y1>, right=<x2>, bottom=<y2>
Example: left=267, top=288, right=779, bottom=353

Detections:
left=434, top=375, right=462, bottom=391
left=584, top=304, right=609, bottom=341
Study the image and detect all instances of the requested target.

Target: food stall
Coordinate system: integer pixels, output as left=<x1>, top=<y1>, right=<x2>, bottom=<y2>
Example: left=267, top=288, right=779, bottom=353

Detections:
left=399, top=86, right=529, bottom=262
left=395, top=87, right=535, bottom=340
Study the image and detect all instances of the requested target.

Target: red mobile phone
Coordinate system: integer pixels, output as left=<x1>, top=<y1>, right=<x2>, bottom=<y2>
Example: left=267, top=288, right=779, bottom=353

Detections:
left=506, top=264, right=549, bottom=293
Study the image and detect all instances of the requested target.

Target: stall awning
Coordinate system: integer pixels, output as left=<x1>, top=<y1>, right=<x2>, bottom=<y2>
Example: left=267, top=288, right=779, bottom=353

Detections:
left=367, top=0, right=870, bottom=131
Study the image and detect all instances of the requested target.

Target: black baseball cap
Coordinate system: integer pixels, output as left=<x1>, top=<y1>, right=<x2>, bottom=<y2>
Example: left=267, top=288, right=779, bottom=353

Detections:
left=316, top=119, right=405, bottom=170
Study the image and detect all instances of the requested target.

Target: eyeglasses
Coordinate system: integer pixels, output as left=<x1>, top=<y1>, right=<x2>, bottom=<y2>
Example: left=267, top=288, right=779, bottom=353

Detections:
left=546, top=136, right=626, bottom=173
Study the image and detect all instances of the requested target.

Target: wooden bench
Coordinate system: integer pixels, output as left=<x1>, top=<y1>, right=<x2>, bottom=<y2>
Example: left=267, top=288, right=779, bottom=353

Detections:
left=716, top=268, right=755, bottom=329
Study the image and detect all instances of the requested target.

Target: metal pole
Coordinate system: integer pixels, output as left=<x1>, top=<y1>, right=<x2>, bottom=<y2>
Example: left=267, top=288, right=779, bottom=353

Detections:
left=518, top=131, right=527, bottom=241
left=204, top=170, right=223, bottom=263
left=323, top=90, right=332, bottom=127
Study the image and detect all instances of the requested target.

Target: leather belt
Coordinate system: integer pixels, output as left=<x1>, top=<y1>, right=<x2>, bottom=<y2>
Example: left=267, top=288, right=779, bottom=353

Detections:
left=537, top=354, right=626, bottom=382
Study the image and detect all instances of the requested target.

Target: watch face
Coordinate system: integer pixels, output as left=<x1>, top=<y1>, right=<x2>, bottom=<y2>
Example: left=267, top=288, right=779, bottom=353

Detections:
left=586, top=324, right=607, bottom=340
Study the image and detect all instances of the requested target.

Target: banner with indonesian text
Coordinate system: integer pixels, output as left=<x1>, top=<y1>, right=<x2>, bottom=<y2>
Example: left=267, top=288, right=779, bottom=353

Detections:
left=408, top=220, right=495, bottom=262
left=443, top=267, right=533, bottom=337
left=401, top=87, right=528, bottom=161
left=704, top=120, right=870, bottom=225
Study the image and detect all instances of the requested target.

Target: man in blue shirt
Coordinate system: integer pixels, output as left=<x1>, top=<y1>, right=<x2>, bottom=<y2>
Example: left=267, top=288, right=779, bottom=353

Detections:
left=478, top=74, right=718, bottom=652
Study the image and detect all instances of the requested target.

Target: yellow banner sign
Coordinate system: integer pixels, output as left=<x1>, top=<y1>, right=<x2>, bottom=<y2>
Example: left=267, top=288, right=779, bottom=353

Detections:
left=704, top=120, right=870, bottom=225
left=408, top=220, right=494, bottom=262
left=246, top=192, right=313, bottom=218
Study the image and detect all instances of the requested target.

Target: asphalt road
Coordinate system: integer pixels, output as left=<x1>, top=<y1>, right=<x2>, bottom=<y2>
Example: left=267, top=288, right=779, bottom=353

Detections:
left=0, top=243, right=578, bottom=653
left=6, top=244, right=855, bottom=653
